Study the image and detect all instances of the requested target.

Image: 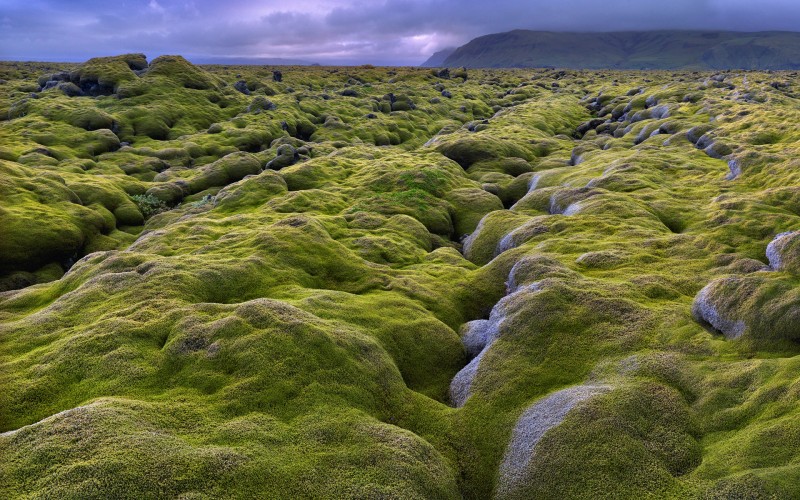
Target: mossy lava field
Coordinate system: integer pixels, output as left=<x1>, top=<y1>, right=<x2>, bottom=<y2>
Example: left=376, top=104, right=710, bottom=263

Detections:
left=1, top=54, right=800, bottom=499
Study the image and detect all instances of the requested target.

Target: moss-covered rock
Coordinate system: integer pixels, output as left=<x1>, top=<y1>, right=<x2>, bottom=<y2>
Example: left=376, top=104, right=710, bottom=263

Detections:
left=766, top=230, right=800, bottom=273
left=70, top=53, right=145, bottom=95
left=67, top=108, right=115, bottom=131
left=446, top=187, right=504, bottom=237
left=189, top=152, right=262, bottom=192
left=693, top=274, right=800, bottom=343
left=266, top=144, right=298, bottom=170
left=146, top=55, right=218, bottom=90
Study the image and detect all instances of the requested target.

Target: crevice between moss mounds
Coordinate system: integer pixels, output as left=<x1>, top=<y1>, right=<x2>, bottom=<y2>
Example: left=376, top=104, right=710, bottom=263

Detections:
left=464, top=185, right=609, bottom=264
left=686, top=124, right=738, bottom=177
left=143, top=151, right=262, bottom=205
left=579, top=89, right=673, bottom=143
left=449, top=256, right=579, bottom=407
left=495, top=384, right=612, bottom=498
left=449, top=260, right=535, bottom=407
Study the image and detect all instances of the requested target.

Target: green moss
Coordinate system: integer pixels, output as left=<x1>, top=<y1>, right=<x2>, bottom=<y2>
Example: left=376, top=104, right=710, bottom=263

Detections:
left=143, top=182, right=185, bottom=205
left=188, top=152, right=262, bottom=193
left=503, top=383, right=700, bottom=499
left=145, top=55, right=219, bottom=91
left=72, top=54, right=145, bottom=93
left=66, top=108, right=115, bottom=131
left=113, top=202, right=145, bottom=226
left=446, top=188, right=504, bottom=237
left=2, top=60, right=800, bottom=499
left=693, top=274, right=800, bottom=346
left=462, top=210, right=530, bottom=264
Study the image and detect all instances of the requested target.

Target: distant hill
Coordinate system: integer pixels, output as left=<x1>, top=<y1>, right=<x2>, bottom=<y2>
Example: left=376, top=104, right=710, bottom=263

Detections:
left=431, top=30, right=800, bottom=69
left=421, top=47, right=457, bottom=67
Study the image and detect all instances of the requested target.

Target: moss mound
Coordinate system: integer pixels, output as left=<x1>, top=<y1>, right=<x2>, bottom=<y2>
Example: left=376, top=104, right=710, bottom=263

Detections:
left=766, top=230, right=800, bottom=273
left=146, top=55, right=220, bottom=91
left=70, top=53, right=145, bottom=94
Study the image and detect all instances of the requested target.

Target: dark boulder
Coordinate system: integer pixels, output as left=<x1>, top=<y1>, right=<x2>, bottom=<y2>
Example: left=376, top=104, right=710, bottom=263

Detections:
left=246, top=96, right=276, bottom=113
left=37, top=71, right=71, bottom=90
left=574, top=118, right=606, bottom=138
left=233, top=80, right=250, bottom=95
left=266, top=144, right=299, bottom=170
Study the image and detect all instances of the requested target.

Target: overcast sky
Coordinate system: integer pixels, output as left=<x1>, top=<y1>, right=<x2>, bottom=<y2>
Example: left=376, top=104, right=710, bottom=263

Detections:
left=1, top=0, right=799, bottom=65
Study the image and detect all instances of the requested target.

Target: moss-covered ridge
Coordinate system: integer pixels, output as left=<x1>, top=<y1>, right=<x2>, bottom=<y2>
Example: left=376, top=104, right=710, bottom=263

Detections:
left=1, top=56, right=799, bottom=498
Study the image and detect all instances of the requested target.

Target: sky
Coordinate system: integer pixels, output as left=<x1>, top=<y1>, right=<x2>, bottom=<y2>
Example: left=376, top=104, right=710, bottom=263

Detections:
left=1, top=0, right=800, bottom=65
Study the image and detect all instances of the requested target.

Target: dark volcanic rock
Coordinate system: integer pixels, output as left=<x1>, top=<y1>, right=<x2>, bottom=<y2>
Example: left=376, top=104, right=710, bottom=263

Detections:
left=233, top=80, right=251, bottom=95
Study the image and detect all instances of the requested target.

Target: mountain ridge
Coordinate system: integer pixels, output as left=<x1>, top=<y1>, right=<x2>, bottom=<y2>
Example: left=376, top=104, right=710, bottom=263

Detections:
left=424, top=30, right=800, bottom=69
left=420, top=47, right=457, bottom=67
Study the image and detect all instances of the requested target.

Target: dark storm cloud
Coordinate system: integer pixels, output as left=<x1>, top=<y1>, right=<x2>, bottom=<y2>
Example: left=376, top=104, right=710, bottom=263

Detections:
left=1, top=0, right=799, bottom=65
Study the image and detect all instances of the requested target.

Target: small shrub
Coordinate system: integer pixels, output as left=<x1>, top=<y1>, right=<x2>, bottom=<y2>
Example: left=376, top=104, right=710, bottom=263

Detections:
left=131, top=193, right=169, bottom=219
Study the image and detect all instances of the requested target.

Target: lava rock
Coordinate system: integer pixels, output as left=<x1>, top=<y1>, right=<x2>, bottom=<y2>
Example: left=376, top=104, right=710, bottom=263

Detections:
left=246, top=96, right=276, bottom=113
left=766, top=230, right=800, bottom=273
left=266, top=144, right=299, bottom=170
left=233, top=80, right=250, bottom=95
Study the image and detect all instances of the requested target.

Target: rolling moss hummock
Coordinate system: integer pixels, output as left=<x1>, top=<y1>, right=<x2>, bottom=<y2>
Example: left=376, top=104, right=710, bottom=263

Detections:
left=1, top=56, right=799, bottom=498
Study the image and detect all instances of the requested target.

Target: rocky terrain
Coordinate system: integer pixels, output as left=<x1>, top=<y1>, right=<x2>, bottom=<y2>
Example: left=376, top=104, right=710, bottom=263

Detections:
left=427, top=30, right=800, bottom=70
left=1, top=54, right=799, bottom=498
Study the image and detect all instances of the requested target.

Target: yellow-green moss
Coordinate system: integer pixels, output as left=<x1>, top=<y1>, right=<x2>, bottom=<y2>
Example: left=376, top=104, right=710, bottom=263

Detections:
left=1, top=58, right=800, bottom=499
